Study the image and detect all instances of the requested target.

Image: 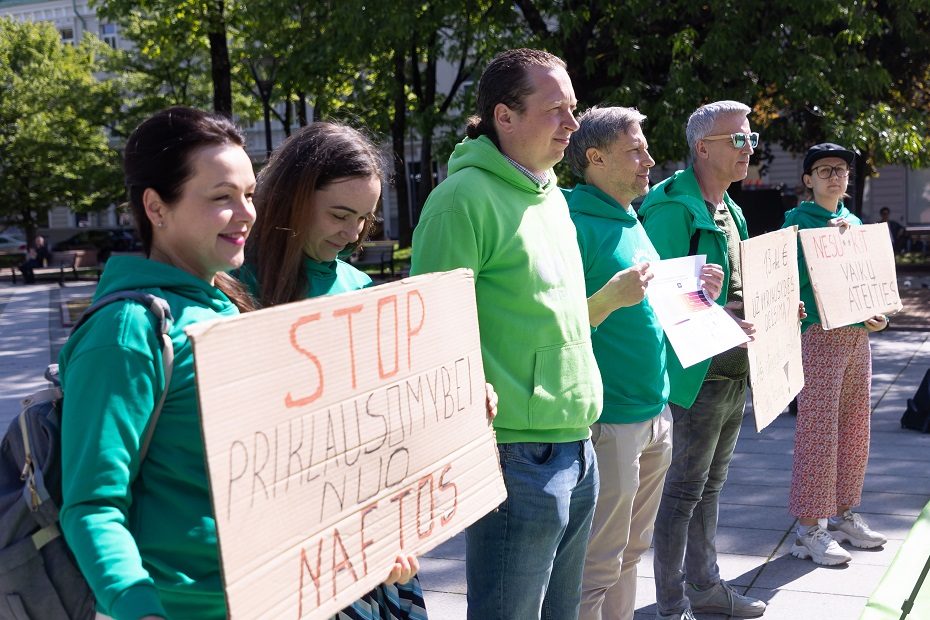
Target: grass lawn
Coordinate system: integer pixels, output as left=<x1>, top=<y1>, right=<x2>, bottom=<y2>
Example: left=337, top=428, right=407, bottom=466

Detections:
left=897, top=251, right=930, bottom=268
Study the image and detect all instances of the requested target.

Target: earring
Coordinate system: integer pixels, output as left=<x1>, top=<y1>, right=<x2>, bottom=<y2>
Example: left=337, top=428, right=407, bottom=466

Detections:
left=156, top=221, right=165, bottom=228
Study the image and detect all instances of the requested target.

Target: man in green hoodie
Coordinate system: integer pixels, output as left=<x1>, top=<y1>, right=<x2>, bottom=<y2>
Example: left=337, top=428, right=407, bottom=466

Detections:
left=564, top=106, right=725, bottom=620
left=639, top=101, right=766, bottom=620
left=411, top=48, right=603, bottom=620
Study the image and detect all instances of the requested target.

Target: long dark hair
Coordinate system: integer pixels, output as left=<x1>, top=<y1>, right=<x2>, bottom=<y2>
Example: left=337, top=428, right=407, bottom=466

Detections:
left=123, top=106, right=256, bottom=311
left=247, top=122, right=386, bottom=307
left=466, top=48, right=566, bottom=147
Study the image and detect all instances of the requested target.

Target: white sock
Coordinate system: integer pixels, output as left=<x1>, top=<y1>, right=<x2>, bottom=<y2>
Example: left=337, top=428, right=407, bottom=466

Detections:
left=828, top=511, right=849, bottom=525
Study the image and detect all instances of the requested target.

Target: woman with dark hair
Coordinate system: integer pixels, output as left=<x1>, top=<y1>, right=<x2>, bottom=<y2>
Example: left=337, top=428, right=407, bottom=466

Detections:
left=242, top=122, right=382, bottom=307
left=783, top=142, right=889, bottom=567
left=59, top=106, right=257, bottom=619
left=240, top=121, right=428, bottom=620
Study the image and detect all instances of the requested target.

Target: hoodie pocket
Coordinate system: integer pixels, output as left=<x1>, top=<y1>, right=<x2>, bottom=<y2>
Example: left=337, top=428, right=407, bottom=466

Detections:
left=528, top=340, right=599, bottom=429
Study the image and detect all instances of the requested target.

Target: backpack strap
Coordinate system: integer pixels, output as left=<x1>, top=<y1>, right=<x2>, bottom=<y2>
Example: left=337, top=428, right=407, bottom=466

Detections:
left=72, top=291, right=174, bottom=460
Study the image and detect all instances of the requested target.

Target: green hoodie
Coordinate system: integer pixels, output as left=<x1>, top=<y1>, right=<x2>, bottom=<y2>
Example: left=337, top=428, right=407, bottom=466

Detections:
left=638, top=167, right=749, bottom=409
left=410, top=135, right=602, bottom=443
left=565, top=184, right=668, bottom=424
left=237, top=256, right=372, bottom=300
left=782, top=200, right=864, bottom=332
left=59, top=257, right=240, bottom=620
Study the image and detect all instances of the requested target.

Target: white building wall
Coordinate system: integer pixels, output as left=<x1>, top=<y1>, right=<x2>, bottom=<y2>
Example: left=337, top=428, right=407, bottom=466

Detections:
left=864, top=166, right=907, bottom=224
left=762, top=144, right=803, bottom=192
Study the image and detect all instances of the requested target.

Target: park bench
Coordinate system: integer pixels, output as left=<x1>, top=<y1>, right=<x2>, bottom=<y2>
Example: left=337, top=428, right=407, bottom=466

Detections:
left=7, top=249, right=100, bottom=285
left=349, top=240, right=398, bottom=277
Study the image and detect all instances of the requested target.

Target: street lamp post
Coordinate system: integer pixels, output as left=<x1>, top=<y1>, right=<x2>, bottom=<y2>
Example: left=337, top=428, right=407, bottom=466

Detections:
left=247, top=55, right=277, bottom=161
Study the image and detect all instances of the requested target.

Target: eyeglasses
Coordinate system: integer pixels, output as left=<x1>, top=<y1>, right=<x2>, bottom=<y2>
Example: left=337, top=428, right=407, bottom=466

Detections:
left=811, top=165, right=850, bottom=179
left=702, top=132, right=759, bottom=149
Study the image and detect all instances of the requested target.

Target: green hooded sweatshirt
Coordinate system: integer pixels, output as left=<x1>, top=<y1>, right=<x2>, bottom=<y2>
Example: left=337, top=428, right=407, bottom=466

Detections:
left=638, top=167, right=749, bottom=409
left=237, top=256, right=372, bottom=300
left=59, top=257, right=240, bottom=620
left=782, top=200, right=864, bottom=332
left=410, top=135, right=602, bottom=443
left=565, top=183, right=669, bottom=424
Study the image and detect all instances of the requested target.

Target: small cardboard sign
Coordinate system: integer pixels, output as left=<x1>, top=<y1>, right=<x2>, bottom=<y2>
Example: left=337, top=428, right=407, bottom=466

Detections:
left=799, top=223, right=903, bottom=330
left=186, top=269, right=506, bottom=619
left=740, top=227, right=804, bottom=431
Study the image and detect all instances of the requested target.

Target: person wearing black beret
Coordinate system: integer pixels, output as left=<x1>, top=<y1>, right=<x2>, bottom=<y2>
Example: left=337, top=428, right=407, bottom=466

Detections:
left=782, top=142, right=889, bottom=567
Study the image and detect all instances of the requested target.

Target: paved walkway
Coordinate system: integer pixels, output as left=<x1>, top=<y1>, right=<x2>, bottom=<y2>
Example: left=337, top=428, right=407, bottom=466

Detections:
left=2, top=278, right=929, bottom=619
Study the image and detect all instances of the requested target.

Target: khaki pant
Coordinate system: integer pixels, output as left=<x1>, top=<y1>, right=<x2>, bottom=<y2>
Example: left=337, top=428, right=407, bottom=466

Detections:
left=580, top=407, right=673, bottom=620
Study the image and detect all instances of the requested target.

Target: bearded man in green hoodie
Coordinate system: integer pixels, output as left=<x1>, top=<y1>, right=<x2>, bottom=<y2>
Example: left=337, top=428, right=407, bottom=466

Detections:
left=564, top=106, right=725, bottom=620
left=411, top=48, right=603, bottom=620
left=639, top=101, right=766, bottom=620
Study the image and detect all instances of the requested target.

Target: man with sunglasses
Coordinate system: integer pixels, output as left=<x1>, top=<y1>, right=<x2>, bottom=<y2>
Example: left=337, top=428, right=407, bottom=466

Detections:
left=639, top=101, right=766, bottom=620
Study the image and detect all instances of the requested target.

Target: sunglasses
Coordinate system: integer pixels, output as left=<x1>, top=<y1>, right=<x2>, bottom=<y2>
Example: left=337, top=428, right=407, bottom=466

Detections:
left=703, top=132, right=759, bottom=149
left=810, top=165, right=850, bottom=179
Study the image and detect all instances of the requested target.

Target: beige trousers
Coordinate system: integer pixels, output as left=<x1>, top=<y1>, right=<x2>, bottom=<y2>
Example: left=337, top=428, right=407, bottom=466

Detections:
left=580, top=407, right=673, bottom=620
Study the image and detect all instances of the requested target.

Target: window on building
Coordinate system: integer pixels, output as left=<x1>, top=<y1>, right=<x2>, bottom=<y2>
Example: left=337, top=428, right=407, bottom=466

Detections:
left=59, top=27, right=74, bottom=45
left=100, top=23, right=118, bottom=48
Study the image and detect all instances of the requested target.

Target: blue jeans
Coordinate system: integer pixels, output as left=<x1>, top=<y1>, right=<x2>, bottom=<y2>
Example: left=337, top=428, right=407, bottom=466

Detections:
left=465, top=439, right=599, bottom=620
left=652, top=377, right=747, bottom=615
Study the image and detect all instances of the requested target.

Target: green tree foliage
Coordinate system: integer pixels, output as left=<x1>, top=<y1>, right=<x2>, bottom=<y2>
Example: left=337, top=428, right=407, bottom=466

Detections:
left=236, top=0, right=520, bottom=243
left=0, top=18, right=121, bottom=241
left=93, top=0, right=256, bottom=126
left=91, top=0, right=930, bottom=228
left=325, top=0, right=521, bottom=244
left=513, top=0, right=930, bottom=179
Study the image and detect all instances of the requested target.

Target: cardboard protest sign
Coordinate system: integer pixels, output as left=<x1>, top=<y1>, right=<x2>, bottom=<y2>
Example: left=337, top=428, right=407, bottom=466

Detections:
left=799, top=223, right=903, bottom=330
left=186, top=269, right=506, bottom=619
left=740, top=227, right=804, bottom=432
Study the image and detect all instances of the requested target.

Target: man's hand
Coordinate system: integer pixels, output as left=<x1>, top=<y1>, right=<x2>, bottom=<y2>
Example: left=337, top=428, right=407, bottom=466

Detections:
left=724, top=301, right=756, bottom=347
left=485, top=382, right=498, bottom=423
left=700, top=263, right=725, bottom=301
left=587, top=263, right=654, bottom=327
left=385, top=553, right=419, bottom=585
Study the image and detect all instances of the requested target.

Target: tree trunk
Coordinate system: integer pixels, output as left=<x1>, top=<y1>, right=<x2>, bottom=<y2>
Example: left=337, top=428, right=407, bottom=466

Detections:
left=206, top=0, right=233, bottom=117
left=414, top=43, right=438, bottom=227
left=415, top=136, right=433, bottom=228
left=283, top=95, right=292, bottom=137
left=391, top=46, right=412, bottom=246
left=852, top=153, right=869, bottom=217
left=296, top=93, right=308, bottom=127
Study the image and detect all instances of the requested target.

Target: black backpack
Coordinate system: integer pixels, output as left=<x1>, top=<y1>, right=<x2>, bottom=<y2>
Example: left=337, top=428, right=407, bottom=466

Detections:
left=901, top=369, right=930, bottom=433
left=0, top=291, right=174, bottom=620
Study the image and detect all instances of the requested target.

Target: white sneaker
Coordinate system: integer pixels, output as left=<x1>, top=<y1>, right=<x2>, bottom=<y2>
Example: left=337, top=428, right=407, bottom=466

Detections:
left=828, top=510, right=887, bottom=549
left=655, top=610, right=696, bottom=620
left=791, top=524, right=852, bottom=565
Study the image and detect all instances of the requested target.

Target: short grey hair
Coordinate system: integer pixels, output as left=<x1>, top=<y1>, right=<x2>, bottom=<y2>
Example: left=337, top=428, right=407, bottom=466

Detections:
left=685, top=100, right=751, bottom=156
left=565, top=106, right=647, bottom=176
